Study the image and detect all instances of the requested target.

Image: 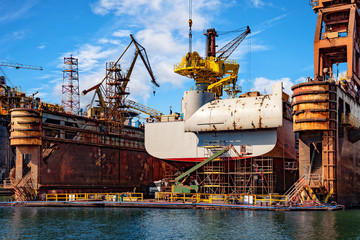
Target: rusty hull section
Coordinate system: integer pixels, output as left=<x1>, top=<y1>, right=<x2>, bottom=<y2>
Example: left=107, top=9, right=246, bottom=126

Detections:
left=40, top=143, right=164, bottom=191
left=8, top=108, right=169, bottom=196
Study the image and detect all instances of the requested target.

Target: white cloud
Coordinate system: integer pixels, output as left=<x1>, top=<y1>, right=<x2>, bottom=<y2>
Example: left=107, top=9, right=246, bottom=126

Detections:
left=251, top=77, right=296, bottom=95
left=252, top=14, right=288, bottom=36
left=61, top=44, right=118, bottom=73
left=294, top=77, right=306, bottom=84
left=91, top=0, right=225, bottom=32
left=38, top=44, right=46, bottom=49
left=113, top=30, right=132, bottom=38
left=12, top=30, right=28, bottom=39
left=81, top=0, right=235, bottom=106
left=97, top=38, right=120, bottom=45
left=136, top=29, right=185, bottom=55
left=0, top=0, right=38, bottom=23
left=53, top=0, right=267, bottom=109
left=251, top=0, right=265, bottom=8
left=28, top=84, right=51, bottom=100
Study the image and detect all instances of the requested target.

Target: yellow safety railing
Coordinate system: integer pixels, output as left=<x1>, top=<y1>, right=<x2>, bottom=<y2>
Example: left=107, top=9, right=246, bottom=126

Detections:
left=254, top=194, right=288, bottom=205
left=156, top=192, right=228, bottom=204
left=156, top=192, right=287, bottom=205
left=45, top=192, right=143, bottom=202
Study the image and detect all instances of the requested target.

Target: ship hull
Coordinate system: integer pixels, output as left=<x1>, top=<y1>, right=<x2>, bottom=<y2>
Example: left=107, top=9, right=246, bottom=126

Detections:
left=145, top=83, right=298, bottom=194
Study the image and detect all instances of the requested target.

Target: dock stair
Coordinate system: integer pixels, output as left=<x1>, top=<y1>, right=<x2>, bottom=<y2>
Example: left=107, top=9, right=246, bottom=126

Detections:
left=5, top=172, right=37, bottom=201
left=285, top=173, right=334, bottom=205
left=285, top=174, right=308, bottom=203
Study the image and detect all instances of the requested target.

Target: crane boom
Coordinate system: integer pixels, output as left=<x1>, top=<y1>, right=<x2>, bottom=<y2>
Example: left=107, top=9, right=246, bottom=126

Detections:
left=82, top=35, right=159, bottom=97
left=82, top=83, right=102, bottom=96
left=82, top=41, right=133, bottom=97
left=0, top=62, right=43, bottom=71
left=125, top=99, right=163, bottom=119
left=130, top=34, right=159, bottom=87
left=216, top=26, right=251, bottom=60
left=82, top=34, right=159, bottom=122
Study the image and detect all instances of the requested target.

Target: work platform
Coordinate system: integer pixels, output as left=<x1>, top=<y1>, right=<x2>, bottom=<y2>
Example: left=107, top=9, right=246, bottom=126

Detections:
left=0, top=192, right=345, bottom=211
left=0, top=200, right=344, bottom=211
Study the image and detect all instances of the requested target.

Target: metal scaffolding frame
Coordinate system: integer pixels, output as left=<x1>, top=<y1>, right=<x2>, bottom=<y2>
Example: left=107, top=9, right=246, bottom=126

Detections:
left=234, top=157, right=274, bottom=195
left=194, top=141, right=275, bottom=195
left=62, top=55, right=80, bottom=114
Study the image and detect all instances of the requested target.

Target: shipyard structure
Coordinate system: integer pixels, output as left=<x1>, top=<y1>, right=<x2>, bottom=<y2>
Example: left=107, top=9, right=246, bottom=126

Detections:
left=145, top=0, right=360, bottom=207
left=5, top=108, right=167, bottom=200
left=1, top=36, right=170, bottom=201
left=145, top=26, right=299, bottom=196
left=2, top=0, right=360, bottom=208
left=291, top=0, right=360, bottom=207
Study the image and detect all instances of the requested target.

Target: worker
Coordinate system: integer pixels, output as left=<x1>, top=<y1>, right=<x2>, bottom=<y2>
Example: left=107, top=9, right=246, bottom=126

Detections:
left=323, top=68, right=331, bottom=81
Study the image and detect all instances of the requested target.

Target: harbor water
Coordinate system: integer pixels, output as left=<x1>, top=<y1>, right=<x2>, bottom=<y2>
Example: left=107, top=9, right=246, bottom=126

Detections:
left=0, top=206, right=359, bottom=239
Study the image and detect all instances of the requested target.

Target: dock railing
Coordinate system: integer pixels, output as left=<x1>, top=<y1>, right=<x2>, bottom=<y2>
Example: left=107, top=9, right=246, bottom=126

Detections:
left=45, top=192, right=143, bottom=202
left=156, top=192, right=287, bottom=205
left=253, top=194, right=288, bottom=205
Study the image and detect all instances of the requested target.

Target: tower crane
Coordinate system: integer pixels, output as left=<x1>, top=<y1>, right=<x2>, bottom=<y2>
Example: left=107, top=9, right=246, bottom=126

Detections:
left=0, top=61, right=43, bottom=71
left=174, top=25, right=250, bottom=98
left=0, top=60, right=43, bottom=87
left=0, top=60, right=43, bottom=115
left=82, top=34, right=160, bottom=122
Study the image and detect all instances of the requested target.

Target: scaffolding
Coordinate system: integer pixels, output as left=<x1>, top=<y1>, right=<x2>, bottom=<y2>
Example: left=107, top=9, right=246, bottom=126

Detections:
left=234, top=157, right=275, bottom=195
left=62, top=55, right=80, bottom=114
left=196, top=142, right=229, bottom=194
left=194, top=141, right=275, bottom=195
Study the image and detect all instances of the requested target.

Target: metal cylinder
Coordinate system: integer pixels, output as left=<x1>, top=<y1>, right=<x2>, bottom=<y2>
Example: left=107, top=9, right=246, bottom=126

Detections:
left=181, top=90, right=215, bottom=121
left=292, top=81, right=333, bottom=131
left=10, top=109, right=41, bottom=146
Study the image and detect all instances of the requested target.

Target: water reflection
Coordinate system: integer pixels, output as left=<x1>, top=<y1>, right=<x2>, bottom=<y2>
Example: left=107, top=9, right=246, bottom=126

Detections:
left=0, top=207, right=359, bottom=239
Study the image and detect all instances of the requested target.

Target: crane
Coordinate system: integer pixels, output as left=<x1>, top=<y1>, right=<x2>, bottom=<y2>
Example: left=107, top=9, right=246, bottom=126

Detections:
left=82, top=34, right=159, bottom=122
left=125, top=99, right=163, bottom=120
left=0, top=61, right=43, bottom=71
left=174, top=26, right=250, bottom=98
left=0, top=60, right=43, bottom=87
left=216, top=26, right=251, bottom=60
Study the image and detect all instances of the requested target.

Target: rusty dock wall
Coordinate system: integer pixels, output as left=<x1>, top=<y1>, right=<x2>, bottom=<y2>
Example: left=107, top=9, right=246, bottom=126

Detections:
left=6, top=108, right=170, bottom=199
left=292, top=81, right=360, bottom=207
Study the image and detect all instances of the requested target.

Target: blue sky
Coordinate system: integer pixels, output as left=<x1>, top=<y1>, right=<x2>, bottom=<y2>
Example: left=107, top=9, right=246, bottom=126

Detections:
left=0, top=0, right=317, bottom=115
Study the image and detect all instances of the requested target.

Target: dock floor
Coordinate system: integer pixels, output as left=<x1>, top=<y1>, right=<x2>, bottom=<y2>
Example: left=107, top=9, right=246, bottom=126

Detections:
left=0, top=200, right=344, bottom=211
